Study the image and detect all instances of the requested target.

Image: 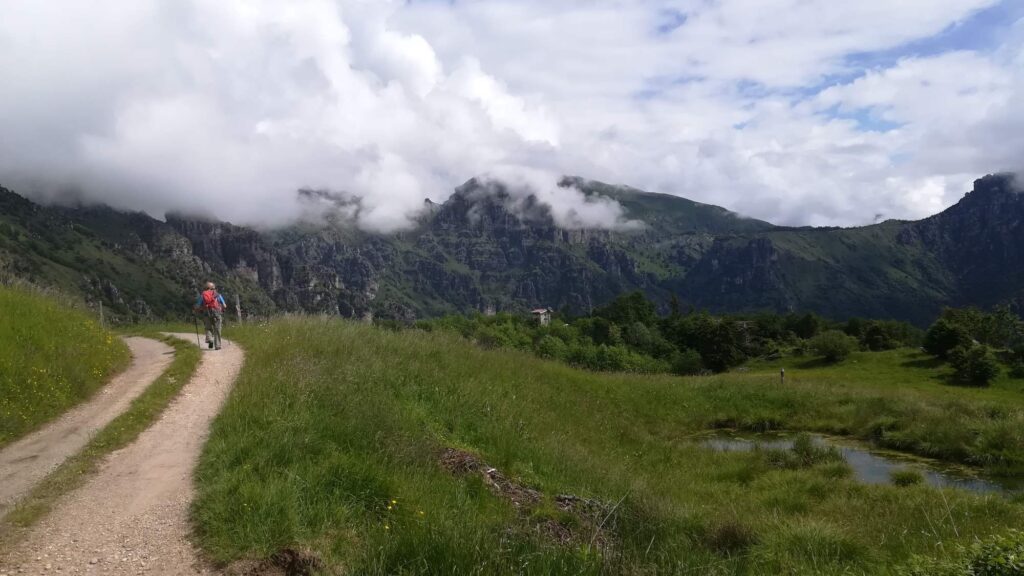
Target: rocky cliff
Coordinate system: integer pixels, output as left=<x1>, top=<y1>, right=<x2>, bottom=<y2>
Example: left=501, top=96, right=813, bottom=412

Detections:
left=0, top=174, right=1020, bottom=325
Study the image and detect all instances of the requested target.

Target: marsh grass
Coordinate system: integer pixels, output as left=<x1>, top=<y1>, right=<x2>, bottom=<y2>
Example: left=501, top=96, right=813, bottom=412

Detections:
left=193, top=317, right=1024, bottom=574
left=0, top=286, right=130, bottom=448
left=0, top=335, right=201, bottom=545
left=759, top=434, right=845, bottom=470
left=891, top=469, right=925, bottom=487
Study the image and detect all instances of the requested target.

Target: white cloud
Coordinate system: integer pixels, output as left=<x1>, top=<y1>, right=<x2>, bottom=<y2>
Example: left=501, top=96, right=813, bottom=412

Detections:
left=0, top=0, right=1021, bottom=230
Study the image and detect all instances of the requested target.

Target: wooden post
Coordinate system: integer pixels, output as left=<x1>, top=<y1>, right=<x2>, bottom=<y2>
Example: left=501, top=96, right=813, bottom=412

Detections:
left=99, top=301, right=104, bottom=328
left=235, top=294, right=242, bottom=324
left=780, top=368, right=785, bottom=385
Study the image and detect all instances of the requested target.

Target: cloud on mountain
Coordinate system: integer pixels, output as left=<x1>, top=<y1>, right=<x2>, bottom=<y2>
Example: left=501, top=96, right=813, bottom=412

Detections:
left=0, top=0, right=1022, bottom=230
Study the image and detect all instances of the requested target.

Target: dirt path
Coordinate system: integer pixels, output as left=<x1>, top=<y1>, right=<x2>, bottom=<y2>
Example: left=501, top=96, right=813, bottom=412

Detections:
left=0, top=334, right=244, bottom=575
left=0, top=337, right=175, bottom=518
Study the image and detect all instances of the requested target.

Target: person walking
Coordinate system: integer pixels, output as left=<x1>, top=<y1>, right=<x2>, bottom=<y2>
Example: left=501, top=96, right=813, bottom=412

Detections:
left=194, top=282, right=227, bottom=350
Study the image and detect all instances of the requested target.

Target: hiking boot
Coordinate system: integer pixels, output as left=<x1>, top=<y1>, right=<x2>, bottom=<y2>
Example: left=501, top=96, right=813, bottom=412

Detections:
left=207, top=342, right=213, bottom=349
left=215, top=346, right=222, bottom=350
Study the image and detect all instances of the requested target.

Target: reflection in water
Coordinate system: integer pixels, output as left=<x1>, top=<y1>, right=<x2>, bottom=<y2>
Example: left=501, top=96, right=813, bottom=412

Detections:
left=703, top=433, right=1021, bottom=496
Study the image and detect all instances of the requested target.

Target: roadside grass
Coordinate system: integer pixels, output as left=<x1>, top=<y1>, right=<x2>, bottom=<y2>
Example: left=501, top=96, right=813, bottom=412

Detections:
left=0, top=334, right=201, bottom=546
left=195, top=317, right=1024, bottom=575
left=0, top=286, right=130, bottom=448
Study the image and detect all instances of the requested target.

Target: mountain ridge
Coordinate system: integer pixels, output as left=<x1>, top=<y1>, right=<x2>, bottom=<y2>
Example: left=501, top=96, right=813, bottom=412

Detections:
left=0, top=174, right=1021, bottom=325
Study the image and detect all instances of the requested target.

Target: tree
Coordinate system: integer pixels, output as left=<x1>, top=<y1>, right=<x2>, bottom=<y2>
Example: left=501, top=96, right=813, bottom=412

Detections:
left=810, top=330, right=858, bottom=362
left=786, top=313, right=823, bottom=340
left=861, top=320, right=920, bottom=351
left=694, top=316, right=746, bottom=372
left=669, top=293, right=682, bottom=319
left=948, top=344, right=1000, bottom=387
left=594, top=291, right=658, bottom=327
left=923, top=319, right=972, bottom=359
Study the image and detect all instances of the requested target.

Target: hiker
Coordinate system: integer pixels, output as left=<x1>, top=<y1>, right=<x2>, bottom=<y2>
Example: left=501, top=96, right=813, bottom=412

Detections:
left=194, top=282, right=227, bottom=350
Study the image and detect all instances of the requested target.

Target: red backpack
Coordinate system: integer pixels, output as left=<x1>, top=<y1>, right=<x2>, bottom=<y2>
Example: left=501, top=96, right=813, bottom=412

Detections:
left=201, top=289, right=223, bottom=312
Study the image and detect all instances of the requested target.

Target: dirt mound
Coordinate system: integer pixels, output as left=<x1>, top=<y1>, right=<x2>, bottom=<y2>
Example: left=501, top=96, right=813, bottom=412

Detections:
left=439, top=448, right=616, bottom=550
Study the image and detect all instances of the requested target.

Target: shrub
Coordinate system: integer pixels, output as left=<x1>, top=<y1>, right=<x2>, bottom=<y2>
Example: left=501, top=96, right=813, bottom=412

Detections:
left=861, top=320, right=923, bottom=351
left=923, top=319, right=972, bottom=359
left=896, top=529, right=1024, bottom=576
left=967, top=529, right=1024, bottom=575
left=535, top=335, right=568, bottom=361
left=1008, top=362, right=1024, bottom=380
left=810, top=330, right=858, bottom=362
left=670, top=348, right=703, bottom=376
left=890, top=468, right=924, bottom=487
left=949, top=344, right=1000, bottom=387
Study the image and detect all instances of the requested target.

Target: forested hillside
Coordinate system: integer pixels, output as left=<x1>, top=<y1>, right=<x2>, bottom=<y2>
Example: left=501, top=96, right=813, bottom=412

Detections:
left=0, top=174, right=1021, bottom=325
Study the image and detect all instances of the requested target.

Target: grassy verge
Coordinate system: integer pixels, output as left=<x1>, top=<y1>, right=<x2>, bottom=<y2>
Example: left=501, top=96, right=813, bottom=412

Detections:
left=195, top=318, right=1024, bottom=575
left=0, top=334, right=201, bottom=544
left=0, top=286, right=130, bottom=447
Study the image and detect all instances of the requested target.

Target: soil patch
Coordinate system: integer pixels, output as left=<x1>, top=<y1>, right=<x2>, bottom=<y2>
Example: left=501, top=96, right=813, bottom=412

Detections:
left=223, top=548, right=324, bottom=576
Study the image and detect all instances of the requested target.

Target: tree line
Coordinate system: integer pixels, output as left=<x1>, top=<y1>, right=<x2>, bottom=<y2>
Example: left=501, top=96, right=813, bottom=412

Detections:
left=413, top=292, right=961, bottom=376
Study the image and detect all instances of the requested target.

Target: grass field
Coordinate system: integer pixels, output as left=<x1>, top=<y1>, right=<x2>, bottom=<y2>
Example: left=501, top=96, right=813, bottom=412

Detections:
left=0, top=287, right=130, bottom=448
left=194, top=317, right=1024, bottom=575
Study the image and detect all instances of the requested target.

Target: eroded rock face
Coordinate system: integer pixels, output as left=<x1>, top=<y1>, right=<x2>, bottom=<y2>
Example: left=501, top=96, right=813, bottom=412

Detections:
left=1, top=174, right=1023, bottom=324
left=910, top=174, right=1024, bottom=308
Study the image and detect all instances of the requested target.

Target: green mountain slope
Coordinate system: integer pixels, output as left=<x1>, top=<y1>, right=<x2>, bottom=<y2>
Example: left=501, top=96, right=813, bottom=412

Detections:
left=0, top=174, right=1020, bottom=324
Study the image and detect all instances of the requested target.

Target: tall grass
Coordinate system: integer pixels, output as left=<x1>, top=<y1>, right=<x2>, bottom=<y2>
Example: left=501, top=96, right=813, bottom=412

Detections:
left=0, top=286, right=130, bottom=447
left=195, top=317, right=1024, bottom=575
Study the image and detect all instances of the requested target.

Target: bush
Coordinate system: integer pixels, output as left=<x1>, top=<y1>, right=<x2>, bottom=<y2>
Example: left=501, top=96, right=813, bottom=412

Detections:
left=949, top=344, right=1000, bottom=387
left=810, top=330, right=858, bottom=362
left=535, top=335, right=568, bottom=361
left=923, top=319, right=972, bottom=359
left=967, top=529, right=1024, bottom=575
left=1008, top=362, right=1024, bottom=380
left=670, top=348, right=703, bottom=376
left=896, top=529, right=1024, bottom=576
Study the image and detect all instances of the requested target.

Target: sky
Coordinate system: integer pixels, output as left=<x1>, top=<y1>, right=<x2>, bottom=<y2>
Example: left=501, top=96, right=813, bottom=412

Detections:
left=0, top=0, right=1022, bottom=231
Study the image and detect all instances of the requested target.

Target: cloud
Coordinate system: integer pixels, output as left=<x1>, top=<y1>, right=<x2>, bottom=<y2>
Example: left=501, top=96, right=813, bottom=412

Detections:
left=0, top=0, right=1021, bottom=231
left=476, top=168, right=643, bottom=230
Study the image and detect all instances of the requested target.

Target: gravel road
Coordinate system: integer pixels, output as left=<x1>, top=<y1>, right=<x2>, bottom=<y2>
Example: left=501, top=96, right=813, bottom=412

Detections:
left=0, top=338, right=174, bottom=518
left=0, top=334, right=244, bottom=575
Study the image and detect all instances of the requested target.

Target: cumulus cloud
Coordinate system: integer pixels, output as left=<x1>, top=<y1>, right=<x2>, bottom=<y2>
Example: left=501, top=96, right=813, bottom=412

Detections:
left=0, top=0, right=1022, bottom=231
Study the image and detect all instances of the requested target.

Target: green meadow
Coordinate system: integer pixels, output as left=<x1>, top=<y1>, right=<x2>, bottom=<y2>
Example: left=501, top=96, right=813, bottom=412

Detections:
left=195, top=317, right=1024, bottom=575
left=0, top=286, right=129, bottom=447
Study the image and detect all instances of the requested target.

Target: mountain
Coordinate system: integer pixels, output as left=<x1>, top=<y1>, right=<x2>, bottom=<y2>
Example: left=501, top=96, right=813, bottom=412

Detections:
left=0, top=174, right=1021, bottom=325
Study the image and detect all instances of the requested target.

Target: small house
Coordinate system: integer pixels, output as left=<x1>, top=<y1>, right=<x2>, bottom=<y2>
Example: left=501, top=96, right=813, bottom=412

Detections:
left=531, top=308, right=553, bottom=327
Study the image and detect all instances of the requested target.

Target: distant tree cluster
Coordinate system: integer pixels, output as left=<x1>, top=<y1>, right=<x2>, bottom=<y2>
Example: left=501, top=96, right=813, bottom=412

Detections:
left=922, top=306, right=1023, bottom=386
left=415, top=292, right=925, bottom=376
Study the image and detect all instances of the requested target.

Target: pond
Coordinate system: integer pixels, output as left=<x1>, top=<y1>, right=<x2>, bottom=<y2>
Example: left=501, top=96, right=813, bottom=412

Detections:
left=702, top=432, right=1022, bottom=496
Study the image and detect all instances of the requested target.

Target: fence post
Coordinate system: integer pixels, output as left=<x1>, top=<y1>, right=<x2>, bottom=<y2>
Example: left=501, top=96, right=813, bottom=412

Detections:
left=235, top=294, right=242, bottom=324
left=99, top=301, right=104, bottom=328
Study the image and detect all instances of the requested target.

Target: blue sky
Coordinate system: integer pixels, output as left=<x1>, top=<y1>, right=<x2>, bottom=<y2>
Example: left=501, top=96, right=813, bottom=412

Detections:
left=0, top=0, right=1022, bottom=229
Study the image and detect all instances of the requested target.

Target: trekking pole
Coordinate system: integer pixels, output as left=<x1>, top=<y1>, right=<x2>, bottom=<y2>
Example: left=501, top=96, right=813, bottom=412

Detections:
left=193, top=313, right=202, bottom=349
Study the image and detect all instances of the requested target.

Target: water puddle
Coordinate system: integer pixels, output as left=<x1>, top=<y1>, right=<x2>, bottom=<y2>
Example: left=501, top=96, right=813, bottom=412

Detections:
left=702, top=432, right=1022, bottom=496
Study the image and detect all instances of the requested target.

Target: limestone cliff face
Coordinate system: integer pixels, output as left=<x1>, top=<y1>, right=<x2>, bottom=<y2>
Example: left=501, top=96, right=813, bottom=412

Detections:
left=909, top=174, right=1024, bottom=308
left=1, top=174, right=1022, bottom=325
